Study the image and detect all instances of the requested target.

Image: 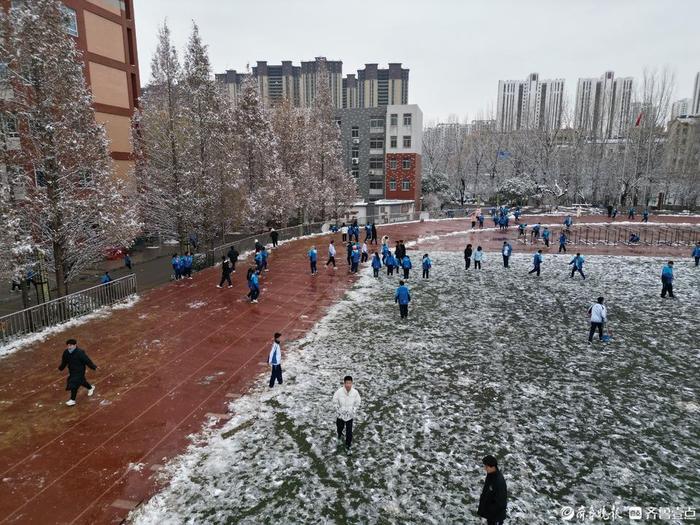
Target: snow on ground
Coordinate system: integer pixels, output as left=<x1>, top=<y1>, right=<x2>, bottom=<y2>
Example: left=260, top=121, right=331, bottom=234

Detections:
left=0, top=295, right=140, bottom=359
left=129, top=255, right=699, bottom=524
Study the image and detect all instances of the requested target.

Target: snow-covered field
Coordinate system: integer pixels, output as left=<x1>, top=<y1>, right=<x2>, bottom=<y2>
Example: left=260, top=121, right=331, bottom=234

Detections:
left=129, top=254, right=699, bottom=524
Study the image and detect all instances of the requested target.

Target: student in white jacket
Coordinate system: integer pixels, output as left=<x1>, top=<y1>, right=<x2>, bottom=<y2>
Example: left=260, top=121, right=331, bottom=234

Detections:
left=268, top=332, right=283, bottom=387
left=326, top=240, right=337, bottom=269
left=588, top=296, right=607, bottom=344
left=333, top=376, right=361, bottom=450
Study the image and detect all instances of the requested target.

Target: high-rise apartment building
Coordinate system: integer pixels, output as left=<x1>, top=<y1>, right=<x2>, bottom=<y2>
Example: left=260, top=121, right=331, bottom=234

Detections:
left=692, top=72, right=700, bottom=116
left=216, top=59, right=409, bottom=110
left=670, top=98, right=692, bottom=120
left=216, top=57, right=343, bottom=109
left=1, top=0, right=140, bottom=182
left=496, top=73, right=564, bottom=132
left=574, top=71, right=633, bottom=139
left=356, top=63, right=409, bottom=108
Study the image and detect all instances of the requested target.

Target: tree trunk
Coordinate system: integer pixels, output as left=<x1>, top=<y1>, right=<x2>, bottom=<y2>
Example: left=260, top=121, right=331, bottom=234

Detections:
left=53, top=240, right=67, bottom=297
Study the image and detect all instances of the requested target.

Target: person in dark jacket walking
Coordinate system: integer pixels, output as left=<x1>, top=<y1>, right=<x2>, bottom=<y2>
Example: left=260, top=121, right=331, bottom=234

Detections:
left=217, top=256, right=233, bottom=288
left=477, top=455, right=507, bottom=524
left=270, top=228, right=279, bottom=247
left=124, top=253, right=132, bottom=271
left=59, top=339, right=97, bottom=406
left=464, top=244, right=473, bottom=270
left=227, top=246, right=239, bottom=271
left=396, top=240, right=407, bottom=261
left=371, top=223, right=378, bottom=245
left=268, top=332, right=283, bottom=388
left=395, top=280, right=411, bottom=318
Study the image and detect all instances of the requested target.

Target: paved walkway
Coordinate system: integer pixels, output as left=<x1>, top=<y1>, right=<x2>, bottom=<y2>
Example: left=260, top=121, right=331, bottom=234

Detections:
left=0, top=215, right=697, bottom=524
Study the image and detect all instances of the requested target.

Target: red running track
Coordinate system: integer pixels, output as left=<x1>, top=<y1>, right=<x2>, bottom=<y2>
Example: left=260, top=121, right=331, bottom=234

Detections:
left=0, top=215, right=696, bottom=524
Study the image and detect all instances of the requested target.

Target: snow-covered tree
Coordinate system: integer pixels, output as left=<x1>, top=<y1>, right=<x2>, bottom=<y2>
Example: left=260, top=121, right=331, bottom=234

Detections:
left=132, top=21, right=190, bottom=247
left=181, top=23, right=238, bottom=248
left=0, top=0, right=139, bottom=297
left=271, top=97, right=312, bottom=222
left=231, top=76, right=293, bottom=229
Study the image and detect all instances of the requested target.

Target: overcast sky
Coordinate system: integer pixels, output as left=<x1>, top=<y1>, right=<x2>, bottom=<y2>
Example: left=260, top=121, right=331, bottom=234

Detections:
left=133, top=0, right=699, bottom=122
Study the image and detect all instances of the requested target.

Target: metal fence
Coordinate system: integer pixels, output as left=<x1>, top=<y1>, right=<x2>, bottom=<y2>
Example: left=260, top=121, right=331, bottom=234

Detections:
left=563, top=224, right=700, bottom=246
left=0, top=274, right=137, bottom=346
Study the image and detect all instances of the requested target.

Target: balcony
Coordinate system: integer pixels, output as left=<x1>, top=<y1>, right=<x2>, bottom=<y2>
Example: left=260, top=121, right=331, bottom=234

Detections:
left=369, top=148, right=384, bottom=155
left=368, top=169, right=384, bottom=176
left=369, top=126, right=385, bottom=134
left=368, top=188, right=384, bottom=196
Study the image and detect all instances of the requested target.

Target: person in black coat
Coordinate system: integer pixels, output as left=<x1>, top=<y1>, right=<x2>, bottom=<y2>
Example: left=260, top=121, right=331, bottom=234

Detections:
left=478, top=455, right=508, bottom=524
left=395, top=240, right=406, bottom=261
left=227, top=246, right=239, bottom=272
left=59, top=338, right=97, bottom=406
left=371, top=223, right=378, bottom=245
left=270, top=228, right=279, bottom=247
left=217, top=256, right=233, bottom=288
left=464, top=244, right=473, bottom=270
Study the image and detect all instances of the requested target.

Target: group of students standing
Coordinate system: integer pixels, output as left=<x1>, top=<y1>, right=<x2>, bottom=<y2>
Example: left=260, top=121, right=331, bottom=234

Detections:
left=170, top=253, right=194, bottom=280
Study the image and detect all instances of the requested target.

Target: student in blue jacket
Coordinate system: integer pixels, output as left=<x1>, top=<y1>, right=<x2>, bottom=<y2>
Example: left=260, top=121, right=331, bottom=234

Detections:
left=171, top=253, right=182, bottom=280
left=569, top=253, right=585, bottom=279
left=661, top=261, right=674, bottom=298
left=386, top=252, right=396, bottom=276
left=182, top=252, right=193, bottom=279
left=542, top=227, right=551, bottom=247
left=401, top=254, right=412, bottom=280
left=350, top=246, right=361, bottom=273
left=371, top=252, right=382, bottom=278
left=255, top=251, right=264, bottom=272
left=692, top=243, right=700, bottom=267
left=260, top=247, right=269, bottom=272
left=422, top=254, right=432, bottom=279
left=248, top=269, right=260, bottom=303
left=395, top=280, right=411, bottom=319
left=308, top=246, right=318, bottom=275
left=558, top=232, right=567, bottom=253
left=528, top=250, right=543, bottom=277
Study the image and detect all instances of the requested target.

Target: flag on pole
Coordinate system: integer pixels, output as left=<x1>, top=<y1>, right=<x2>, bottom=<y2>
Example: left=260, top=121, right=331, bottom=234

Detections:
left=634, top=112, right=644, bottom=127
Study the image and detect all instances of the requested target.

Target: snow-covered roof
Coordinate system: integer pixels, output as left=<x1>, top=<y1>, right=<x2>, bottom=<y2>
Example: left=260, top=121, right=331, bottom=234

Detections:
left=373, top=199, right=415, bottom=205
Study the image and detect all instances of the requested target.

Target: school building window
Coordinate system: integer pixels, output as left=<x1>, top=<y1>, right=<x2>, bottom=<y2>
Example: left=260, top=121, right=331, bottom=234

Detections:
left=390, top=159, right=397, bottom=169
left=403, top=113, right=412, bottom=126
left=403, top=136, right=411, bottom=148
left=402, top=158, right=411, bottom=170
left=369, top=138, right=384, bottom=149
left=351, top=126, right=359, bottom=138
left=61, top=6, right=78, bottom=37
left=390, top=113, right=398, bottom=126
left=369, top=158, right=384, bottom=169
left=402, top=180, right=410, bottom=191
left=390, top=135, right=397, bottom=148
left=389, top=179, right=396, bottom=191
